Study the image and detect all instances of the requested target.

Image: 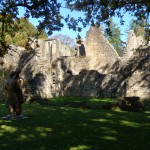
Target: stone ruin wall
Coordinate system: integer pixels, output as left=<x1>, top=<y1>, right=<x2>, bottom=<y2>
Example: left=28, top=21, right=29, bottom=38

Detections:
left=44, top=39, right=72, bottom=62
left=121, top=30, right=150, bottom=99
left=0, top=36, right=90, bottom=100
left=0, top=26, right=150, bottom=100
left=123, top=30, right=145, bottom=61
left=86, top=26, right=120, bottom=74
left=61, top=27, right=150, bottom=99
left=127, top=71, right=150, bottom=98
left=0, top=38, right=77, bottom=100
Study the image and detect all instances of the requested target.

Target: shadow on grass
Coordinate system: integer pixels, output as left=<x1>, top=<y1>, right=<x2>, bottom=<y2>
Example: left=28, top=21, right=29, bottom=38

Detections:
left=0, top=98, right=150, bottom=150
left=38, top=96, right=116, bottom=109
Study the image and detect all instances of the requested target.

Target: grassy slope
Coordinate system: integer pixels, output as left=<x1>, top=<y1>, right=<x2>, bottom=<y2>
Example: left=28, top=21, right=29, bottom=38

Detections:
left=0, top=97, right=150, bottom=150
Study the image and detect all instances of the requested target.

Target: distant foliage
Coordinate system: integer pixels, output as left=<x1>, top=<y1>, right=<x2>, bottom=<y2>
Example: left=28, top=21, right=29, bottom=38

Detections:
left=105, top=18, right=122, bottom=55
left=51, top=34, right=75, bottom=47
left=128, top=19, right=148, bottom=37
left=5, top=18, right=48, bottom=47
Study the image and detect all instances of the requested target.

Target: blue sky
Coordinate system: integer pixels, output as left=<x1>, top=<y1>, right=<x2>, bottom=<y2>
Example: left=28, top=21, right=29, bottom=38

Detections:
left=18, top=5, right=134, bottom=42
left=51, top=8, right=133, bottom=42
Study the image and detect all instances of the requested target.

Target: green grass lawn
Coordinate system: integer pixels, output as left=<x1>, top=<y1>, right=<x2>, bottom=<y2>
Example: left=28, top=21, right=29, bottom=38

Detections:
left=0, top=97, right=150, bottom=150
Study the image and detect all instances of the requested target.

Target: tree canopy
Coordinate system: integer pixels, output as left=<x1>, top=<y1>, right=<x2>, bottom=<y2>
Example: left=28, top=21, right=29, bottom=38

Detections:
left=5, top=17, right=48, bottom=47
left=0, top=0, right=150, bottom=57
left=105, top=18, right=122, bottom=55
left=128, top=19, right=148, bottom=37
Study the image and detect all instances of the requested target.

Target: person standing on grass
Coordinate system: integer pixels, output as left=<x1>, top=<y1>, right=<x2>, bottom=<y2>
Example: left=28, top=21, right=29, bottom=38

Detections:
left=4, top=71, right=20, bottom=119
left=14, top=68, right=24, bottom=117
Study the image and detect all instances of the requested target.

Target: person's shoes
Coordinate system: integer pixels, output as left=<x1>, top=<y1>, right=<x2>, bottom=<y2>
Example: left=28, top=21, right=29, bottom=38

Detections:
left=16, top=115, right=28, bottom=119
left=16, top=115, right=23, bottom=119
left=10, top=116, right=18, bottom=120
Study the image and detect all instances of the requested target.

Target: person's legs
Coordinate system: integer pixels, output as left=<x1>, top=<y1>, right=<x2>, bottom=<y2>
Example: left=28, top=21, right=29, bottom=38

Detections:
left=15, top=100, right=21, bottom=116
left=7, top=103, right=15, bottom=117
left=16, top=93, right=23, bottom=116
left=19, top=103, right=22, bottom=116
left=16, top=106, right=21, bottom=116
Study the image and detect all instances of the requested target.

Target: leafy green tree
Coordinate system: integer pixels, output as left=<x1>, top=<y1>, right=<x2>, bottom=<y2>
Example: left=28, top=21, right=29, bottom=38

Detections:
left=0, top=0, right=150, bottom=57
left=105, top=18, right=122, bottom=55
left=5, top=17, right=48, bottom=47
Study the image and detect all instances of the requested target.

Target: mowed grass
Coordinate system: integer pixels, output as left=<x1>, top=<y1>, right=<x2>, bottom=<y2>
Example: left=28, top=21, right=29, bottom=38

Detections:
left=0, top=96, right=150, bottom=150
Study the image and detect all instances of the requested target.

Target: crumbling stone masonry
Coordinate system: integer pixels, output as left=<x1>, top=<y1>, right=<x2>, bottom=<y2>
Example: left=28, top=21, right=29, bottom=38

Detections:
left=0, top=38, right=75, bottom=100
left=86, top=26, right=120, bottom=74
left=123, top=30, right=145, bottom=61
left=0, top=26, right=149, bottom=100
left=61, top=27, right=150, bottom=99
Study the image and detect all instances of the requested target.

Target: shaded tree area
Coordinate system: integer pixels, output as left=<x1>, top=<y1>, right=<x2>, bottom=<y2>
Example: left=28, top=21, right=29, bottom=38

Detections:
left=0, top=0, right=150, bottom=57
